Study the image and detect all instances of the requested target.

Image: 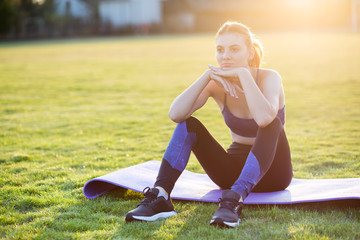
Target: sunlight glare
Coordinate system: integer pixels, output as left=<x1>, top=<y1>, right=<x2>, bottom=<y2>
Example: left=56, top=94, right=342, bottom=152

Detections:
left=32, top=0, right=45, bottom=5
left=286, top=0, right=317, bottom=9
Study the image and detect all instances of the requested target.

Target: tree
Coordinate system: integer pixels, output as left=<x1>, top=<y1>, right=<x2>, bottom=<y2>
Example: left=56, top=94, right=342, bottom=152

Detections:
left=79, top=0, right=100, bottom=33
left=0, top=0, right=16, bottom=34
left=0, top=0, right=57, bottom=39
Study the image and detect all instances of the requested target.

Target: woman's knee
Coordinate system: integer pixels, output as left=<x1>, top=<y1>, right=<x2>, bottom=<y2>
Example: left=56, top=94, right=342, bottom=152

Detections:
left=261, top=117, right=282, bottom=131
left=185, top=116, right=203, bottom=133
left=254, top=117, right=283, bottom=146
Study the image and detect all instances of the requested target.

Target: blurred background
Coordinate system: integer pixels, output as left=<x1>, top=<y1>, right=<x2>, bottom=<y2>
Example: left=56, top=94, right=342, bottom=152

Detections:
left=1, top=0, right=359, bottom=40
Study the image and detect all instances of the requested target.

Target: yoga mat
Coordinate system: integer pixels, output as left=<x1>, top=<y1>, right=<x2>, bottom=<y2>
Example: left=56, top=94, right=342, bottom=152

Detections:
left=83, top=160, right=360, bottom=205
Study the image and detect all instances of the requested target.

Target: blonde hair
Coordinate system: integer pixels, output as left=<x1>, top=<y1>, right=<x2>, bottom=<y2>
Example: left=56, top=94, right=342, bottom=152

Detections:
left=216, top=21, right=263, bottom=68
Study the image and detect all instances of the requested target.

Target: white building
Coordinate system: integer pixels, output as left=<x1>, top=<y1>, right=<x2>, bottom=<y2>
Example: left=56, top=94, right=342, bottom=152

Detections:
left=55, top=0, right=91, bottom=19
left=55, top=0, right=163, bottom=28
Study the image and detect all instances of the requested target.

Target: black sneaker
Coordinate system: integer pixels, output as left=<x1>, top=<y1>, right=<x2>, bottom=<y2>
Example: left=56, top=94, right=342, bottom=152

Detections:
left=210, top=190, right=243, bottom=228
left=125, top=187, right=177, bottom=222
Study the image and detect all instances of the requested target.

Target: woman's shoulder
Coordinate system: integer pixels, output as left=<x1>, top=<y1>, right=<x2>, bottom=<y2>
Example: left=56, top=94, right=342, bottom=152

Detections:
left=257, top=68, right=282, bottom=85
left=258, top=68, right=282, bottom=79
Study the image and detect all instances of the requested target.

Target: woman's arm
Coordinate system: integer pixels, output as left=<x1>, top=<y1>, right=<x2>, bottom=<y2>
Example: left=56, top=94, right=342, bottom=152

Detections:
left=168, top=70, right=213, bottom=123
left=211, top=67, right=281, bottom=127
left=238, top=69, right=281, bottom=127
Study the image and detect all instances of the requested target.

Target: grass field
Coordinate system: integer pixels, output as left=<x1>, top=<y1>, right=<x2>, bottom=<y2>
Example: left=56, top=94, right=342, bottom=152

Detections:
left=0, top=31, right=359, bottom=239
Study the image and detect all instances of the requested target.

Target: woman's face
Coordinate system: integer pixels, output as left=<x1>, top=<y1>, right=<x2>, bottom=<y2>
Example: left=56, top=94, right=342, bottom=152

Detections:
left=216, top=32, right=252, bottom=70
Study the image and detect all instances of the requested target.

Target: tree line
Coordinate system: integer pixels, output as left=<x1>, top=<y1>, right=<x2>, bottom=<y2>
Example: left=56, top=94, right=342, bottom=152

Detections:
left=0, top=0, right=113, bottom=40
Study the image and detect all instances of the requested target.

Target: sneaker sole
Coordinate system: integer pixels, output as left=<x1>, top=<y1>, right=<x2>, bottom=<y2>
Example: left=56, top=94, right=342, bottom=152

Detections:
left=210, top=217, right=241, bottom=228
left=126, top=211, right=177, bottom=222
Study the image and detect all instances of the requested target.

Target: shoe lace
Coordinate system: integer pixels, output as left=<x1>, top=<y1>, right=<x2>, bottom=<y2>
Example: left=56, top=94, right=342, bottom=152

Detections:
left=218, top=197, right=243, bottom=216
left=138, top=187, right=157, bottom=206
left=218, top=197, right=239, bottom=210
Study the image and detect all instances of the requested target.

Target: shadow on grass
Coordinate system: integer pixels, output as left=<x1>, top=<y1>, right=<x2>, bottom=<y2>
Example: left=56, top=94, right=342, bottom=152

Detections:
left=34, top=186, right=360, bottom=239
left=114, top=199, right=218, bottom=239
left=34, top=187, right=163, bottom=239
left=245, top=199, right=360, bottom=212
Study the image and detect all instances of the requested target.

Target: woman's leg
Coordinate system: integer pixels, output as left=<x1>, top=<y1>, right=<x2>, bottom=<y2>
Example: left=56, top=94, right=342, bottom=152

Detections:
left=154, top=116, right=244, bottom=194
left=211, top=118, right=292, bottom=227
left=231, top=117, right=292, bottom=199
left=187, top=117, right=247, bottom=189
left=252, top=127, right=293, bottom=192
left=126, top=116, right=244, bottom=223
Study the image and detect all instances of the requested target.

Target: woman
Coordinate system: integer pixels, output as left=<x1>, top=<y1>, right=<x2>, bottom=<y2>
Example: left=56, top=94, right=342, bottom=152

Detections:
left=125, top=21, right=293, bottom=228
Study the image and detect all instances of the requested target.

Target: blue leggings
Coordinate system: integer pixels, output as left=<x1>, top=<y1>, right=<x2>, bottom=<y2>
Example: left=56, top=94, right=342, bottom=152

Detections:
left=154, top=116, right=293, bottom=199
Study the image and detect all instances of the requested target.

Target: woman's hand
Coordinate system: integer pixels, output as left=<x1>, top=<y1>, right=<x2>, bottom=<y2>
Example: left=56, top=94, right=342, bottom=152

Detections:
left=208, top=64, right=246, bottom=98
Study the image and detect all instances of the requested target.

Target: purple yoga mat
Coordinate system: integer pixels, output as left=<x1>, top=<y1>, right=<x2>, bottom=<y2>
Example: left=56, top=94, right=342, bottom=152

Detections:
left=83, top=160, right=360, bottom=204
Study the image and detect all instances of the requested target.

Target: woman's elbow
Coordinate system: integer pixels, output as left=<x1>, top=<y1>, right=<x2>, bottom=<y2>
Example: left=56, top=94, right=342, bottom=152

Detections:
left=257, top=119, right=271, bottom=128
left=257, top=113, right=278, bottom=128
left=258, top=115, right=281, bottom=128
left=257, top=106, right=279, bottom=128
left=168, top=110, right=184, bottom=123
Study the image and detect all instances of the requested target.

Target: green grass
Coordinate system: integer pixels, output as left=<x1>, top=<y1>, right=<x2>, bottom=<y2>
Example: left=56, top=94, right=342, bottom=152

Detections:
left=0, top=31, right=359, bottom=239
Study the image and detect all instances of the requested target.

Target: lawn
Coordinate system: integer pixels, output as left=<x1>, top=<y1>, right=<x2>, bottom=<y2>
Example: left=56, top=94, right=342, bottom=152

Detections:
left=0, top=31, right=359, bottom=239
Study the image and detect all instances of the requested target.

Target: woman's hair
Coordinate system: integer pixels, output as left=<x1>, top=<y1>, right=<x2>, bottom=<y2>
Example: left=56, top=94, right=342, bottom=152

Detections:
left=216, top=21, right=263, bottom=68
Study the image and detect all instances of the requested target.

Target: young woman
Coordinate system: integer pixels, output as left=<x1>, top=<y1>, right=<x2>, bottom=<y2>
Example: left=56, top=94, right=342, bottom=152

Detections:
left=125, top=21, right=293, bottom=228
